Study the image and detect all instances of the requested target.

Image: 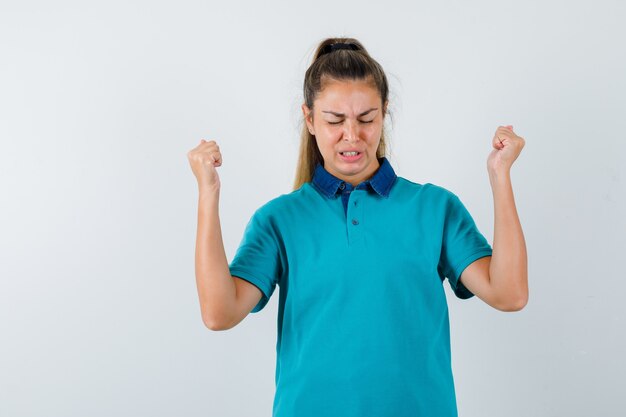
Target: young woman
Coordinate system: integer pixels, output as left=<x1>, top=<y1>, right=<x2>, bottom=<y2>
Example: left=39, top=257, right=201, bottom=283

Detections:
left=187, top=37, right=527, bottom=417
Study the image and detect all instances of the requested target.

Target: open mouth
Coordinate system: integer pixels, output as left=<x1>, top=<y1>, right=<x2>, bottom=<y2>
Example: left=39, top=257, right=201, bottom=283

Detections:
left=338, top=151, right=363, bottom=161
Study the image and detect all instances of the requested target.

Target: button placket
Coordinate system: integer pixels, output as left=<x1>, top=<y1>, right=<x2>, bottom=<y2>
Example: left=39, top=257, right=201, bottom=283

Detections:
left=346, top=190, right=364, bottom=245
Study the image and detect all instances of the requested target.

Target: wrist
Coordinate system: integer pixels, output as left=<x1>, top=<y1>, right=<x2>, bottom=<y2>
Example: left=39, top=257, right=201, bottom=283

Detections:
left=199, top=184, right=220, bottom=199
left=488, top=168, right=511, bottom=184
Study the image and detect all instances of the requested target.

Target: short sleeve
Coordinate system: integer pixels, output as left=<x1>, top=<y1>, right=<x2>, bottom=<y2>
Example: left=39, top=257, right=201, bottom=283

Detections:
left=229, top=208, right=282, bottom=313
left=437, top=193, right=493, bottom=299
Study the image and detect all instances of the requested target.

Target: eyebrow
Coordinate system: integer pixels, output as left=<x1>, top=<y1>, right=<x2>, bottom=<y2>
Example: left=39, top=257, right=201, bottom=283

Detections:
left=321, top=108, right=378, bottom=117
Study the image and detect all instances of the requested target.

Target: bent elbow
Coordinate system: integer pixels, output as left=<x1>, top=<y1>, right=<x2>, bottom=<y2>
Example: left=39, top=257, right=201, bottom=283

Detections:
left=204, top=319, right=222, bottom=331
left=202, top=312, right=232, bottom=331
left=497, top=294, right=528, bottom=312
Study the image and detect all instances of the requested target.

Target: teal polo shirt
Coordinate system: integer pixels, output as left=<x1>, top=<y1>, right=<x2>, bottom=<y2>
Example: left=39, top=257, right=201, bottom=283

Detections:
left=228, top=157, right=493, bottom=417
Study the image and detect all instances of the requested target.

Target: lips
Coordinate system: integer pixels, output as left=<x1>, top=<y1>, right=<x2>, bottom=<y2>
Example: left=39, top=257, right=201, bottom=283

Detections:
left=338, top=151, right=363, bottom=162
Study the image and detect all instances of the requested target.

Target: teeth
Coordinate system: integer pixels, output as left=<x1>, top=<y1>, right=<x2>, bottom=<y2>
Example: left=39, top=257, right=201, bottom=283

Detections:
left=342, top=151, right=359, bottom=156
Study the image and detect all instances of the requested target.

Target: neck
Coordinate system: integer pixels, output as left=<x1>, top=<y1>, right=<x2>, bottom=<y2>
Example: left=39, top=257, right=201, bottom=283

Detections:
left=344, top=158, right=381, bottom=187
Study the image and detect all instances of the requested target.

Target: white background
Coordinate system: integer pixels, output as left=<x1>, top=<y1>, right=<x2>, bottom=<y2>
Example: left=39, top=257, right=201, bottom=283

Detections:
left=1, top=1, right=624, bottom=416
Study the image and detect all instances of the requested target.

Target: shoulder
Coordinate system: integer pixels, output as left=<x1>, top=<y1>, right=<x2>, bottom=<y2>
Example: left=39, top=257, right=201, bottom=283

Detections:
left=252, top=183, right=313, bottom=219
left=393, top=176, right=458, bottom=203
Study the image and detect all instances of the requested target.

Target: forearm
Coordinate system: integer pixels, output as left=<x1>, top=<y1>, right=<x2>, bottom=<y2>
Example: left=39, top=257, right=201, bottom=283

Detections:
left=195, top=188, right=236, bottom=328
left=488, top=170, right=528, bottom=308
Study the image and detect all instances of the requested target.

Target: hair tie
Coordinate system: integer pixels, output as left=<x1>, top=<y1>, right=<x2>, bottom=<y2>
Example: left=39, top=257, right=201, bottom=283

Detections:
left=319, top=42, right=359, bottom=57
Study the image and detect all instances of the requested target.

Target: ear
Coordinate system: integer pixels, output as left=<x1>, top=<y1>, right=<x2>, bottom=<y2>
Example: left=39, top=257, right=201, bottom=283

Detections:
left=383, top=100, right=389, bottom=117
left=302, top=103, right=315, bottom=135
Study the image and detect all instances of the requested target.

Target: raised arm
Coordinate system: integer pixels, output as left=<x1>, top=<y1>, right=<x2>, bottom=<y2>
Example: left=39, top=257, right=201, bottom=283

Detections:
left=459, top=125, right=528, bottom=311
left=188, top=140, right=262, bottom=330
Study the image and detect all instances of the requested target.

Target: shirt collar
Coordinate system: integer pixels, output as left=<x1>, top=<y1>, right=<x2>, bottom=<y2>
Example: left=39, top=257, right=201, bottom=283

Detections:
left=311, top=156, right=397, bottom=199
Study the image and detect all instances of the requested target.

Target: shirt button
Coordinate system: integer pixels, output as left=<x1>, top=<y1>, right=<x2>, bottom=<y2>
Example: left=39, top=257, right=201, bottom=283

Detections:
left=339, top=183, right=345, bottom=190
left=352, top=219, right=359, bottom=225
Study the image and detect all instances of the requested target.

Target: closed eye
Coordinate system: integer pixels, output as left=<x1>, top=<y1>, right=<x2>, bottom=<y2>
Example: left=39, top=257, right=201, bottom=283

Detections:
left=328, top=120, right=374, bottom=125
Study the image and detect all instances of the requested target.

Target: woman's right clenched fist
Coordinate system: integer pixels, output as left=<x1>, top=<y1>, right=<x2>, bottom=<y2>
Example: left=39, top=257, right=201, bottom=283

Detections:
left=187, top=139, right=222, bottom=190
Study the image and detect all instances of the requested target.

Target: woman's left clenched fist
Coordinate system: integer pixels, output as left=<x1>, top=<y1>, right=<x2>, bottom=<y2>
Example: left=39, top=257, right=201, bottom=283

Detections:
left=487, top=125, right=525, bottom=174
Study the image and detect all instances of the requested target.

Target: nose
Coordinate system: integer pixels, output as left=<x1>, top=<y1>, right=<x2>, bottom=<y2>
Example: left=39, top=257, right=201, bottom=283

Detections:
left=342, top=120, right=359, bottom=143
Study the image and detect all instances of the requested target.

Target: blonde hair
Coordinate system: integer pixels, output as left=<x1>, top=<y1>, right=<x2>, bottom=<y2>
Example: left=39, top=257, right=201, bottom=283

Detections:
left=292, top=37, right=393, bottom=191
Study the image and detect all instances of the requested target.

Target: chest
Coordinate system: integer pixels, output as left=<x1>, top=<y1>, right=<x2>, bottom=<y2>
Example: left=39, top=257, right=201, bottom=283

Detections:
left=276, top=190, right=445, bottom=308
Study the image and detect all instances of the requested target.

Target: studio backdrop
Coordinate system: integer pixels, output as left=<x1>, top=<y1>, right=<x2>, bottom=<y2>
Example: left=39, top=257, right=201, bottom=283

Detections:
left=1, top=1, right=624, bottom=416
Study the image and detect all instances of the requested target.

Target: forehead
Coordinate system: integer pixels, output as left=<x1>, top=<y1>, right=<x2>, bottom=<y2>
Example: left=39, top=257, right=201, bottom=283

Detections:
left=315, top=78, right=381, bottom=109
